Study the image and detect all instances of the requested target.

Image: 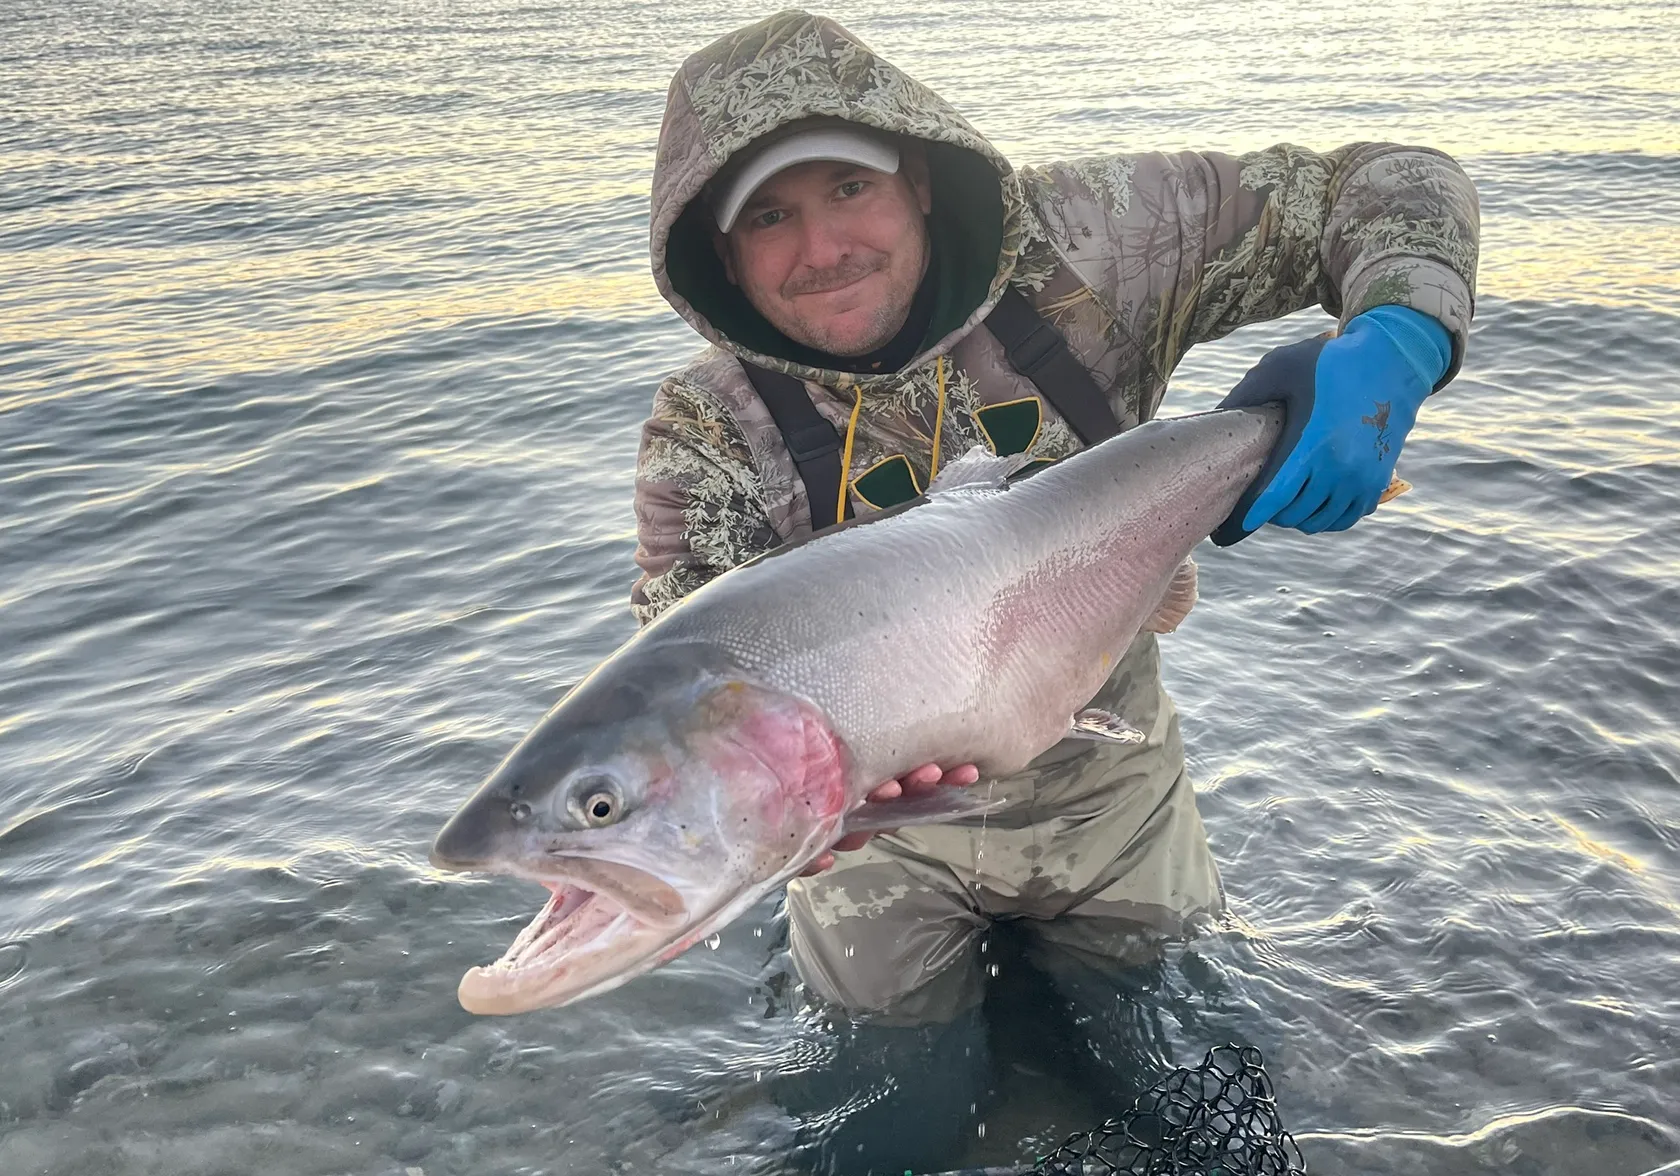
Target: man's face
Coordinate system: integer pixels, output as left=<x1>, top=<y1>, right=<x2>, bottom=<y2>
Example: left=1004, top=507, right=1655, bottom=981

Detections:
left=715, top=148, right=933, bottom=358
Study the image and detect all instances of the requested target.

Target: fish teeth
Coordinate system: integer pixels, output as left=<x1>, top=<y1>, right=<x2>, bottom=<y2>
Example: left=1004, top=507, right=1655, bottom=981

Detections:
left=495, top=885, right=594, bottom=970
left=518, top=894, right=596, bottom=963
left=484, top=883, right=636, bottom=979
left=503, top=890, right=563, bottom=960
left=530, top=908, right=632, bottom=970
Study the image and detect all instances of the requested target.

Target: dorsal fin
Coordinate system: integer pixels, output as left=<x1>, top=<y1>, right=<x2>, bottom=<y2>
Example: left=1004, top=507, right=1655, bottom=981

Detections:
left=926, top=445, right=1028, bottom=495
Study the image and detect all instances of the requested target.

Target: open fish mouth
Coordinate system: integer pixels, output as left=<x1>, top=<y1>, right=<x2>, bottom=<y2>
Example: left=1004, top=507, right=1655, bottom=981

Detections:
left=456, top=863, right=690, bottom=1015
left=457, top=884, right=623, bottom=1011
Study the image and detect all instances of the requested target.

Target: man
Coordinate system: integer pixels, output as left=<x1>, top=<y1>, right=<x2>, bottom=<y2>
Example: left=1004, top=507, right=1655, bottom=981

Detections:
left=634, top=10, right=1477, bottom=1170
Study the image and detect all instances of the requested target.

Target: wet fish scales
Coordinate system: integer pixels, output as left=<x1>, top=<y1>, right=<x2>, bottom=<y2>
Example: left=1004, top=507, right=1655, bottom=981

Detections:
left=430, top=405, right=1283, bottom=1013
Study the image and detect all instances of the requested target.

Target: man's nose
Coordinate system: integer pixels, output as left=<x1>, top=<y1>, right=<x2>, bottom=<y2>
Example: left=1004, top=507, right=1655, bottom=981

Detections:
left=797, top=214, right=850, bottom=270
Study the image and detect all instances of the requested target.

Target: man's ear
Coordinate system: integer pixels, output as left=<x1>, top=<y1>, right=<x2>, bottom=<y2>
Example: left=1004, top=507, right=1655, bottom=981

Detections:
left=899, top=141, right=933, bottom=216
left=710, top=227, right=739, bottom=285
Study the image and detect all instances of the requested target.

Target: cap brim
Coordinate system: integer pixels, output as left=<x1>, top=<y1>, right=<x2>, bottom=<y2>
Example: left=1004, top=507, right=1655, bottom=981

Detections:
left=714, top=128, right=900, bottom=233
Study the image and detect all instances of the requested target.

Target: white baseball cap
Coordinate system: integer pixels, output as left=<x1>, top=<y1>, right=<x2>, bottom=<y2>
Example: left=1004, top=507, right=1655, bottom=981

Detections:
left=711, top=125, right=900, bottom=233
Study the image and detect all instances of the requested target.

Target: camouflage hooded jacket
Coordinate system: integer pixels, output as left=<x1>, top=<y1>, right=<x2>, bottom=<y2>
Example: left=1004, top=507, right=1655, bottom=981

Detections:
left=632, top=10, right=1480, bottom=623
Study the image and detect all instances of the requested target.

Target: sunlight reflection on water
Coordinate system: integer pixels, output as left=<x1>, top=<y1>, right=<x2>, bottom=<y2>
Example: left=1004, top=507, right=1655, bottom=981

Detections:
left=2, top=1, right=1678, bottom=1173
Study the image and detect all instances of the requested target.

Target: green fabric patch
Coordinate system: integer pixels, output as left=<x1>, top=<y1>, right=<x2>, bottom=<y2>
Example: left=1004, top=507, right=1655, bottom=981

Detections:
left=665, top=140, right=1005, bottom=373
left=975, top=397, right=1042, bottom=457
left=852, top=454, right=921, bottom=510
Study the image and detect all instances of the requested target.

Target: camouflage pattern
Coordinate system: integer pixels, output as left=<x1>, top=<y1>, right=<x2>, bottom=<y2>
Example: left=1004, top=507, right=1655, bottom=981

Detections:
left=635, top=11, right=1478, bottom=620
left=632, top=10, right=1479, bottom=1016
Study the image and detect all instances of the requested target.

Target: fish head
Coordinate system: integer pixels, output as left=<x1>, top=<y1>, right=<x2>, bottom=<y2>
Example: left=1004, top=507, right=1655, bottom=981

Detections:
left=430, top=643, right=850, bottom=1014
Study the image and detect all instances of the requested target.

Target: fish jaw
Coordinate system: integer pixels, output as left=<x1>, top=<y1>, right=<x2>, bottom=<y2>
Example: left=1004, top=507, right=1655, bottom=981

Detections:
left=453, top=788, right=845, bottom=1014
left=457, top=875, right=699, bottom=1015
left=441, top=678, right=854, bottom=1014
left=457, top=881, right=633, bottom=1015
left=457, top=854, right=820, bottom=1014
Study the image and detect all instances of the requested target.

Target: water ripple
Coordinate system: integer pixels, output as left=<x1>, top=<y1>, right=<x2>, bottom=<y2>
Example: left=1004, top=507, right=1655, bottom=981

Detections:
left=3, top=0, right=1679, bottom=1172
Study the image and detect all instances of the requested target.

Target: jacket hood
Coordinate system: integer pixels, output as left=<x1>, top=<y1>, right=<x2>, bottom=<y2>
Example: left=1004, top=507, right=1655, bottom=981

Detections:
left=650, top=10, right=1027, bottom=385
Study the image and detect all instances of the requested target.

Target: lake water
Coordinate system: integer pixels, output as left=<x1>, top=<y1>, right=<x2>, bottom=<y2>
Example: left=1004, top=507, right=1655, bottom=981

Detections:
left=2, top=1, right=1678, bottom=1173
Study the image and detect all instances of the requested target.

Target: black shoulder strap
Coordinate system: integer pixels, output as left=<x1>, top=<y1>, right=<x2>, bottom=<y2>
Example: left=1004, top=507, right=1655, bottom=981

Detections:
left=984, top=286, right=1121, bottom=446
left=740, top=288, right=1114, bottom=534
left=738, top=362, right=850, bottom=532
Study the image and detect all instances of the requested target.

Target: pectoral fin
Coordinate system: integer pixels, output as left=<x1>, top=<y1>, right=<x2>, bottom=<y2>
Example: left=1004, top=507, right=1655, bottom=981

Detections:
left=1068, top=708, right=1147, bottom=745
left=840, top=788, right=1009, bottom=836
left=1143, top=557, right=1198, bottom=634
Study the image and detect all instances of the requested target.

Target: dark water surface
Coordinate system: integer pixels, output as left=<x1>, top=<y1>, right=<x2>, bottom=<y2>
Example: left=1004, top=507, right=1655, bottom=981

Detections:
left=3, top=1, right=1678, bottom=1173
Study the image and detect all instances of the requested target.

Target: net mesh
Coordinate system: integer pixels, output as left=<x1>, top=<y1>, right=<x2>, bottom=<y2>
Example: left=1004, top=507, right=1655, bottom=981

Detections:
left=1028, top=1045, right=1305, bottom=1176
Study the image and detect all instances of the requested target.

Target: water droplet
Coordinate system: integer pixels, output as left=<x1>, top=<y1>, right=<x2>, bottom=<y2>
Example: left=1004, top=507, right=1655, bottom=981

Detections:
left=977, top=1122, right=987, bottom=1139
left=979, top=940, right=988, bottom=954
left=987, top=963, right=999, bottom=978
left=753, top=1070, right=762, bottom=1082
left=844, top=944, right=855, bottom=958
left=752, top=927, right=763, bottom=937
left=705, top=934, right=721, bottom=950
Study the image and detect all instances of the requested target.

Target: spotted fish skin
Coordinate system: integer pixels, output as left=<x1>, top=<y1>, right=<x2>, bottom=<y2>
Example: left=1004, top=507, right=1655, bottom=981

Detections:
left=649, top=405, right=1283, bottom=787
left=429, top=406, right=1282, bottom=1014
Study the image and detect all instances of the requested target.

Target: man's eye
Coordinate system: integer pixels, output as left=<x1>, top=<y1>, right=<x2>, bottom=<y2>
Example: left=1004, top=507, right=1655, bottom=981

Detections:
left=837, top=180, right=866, bottom=198
left=752, top=208, right=785, bottom=228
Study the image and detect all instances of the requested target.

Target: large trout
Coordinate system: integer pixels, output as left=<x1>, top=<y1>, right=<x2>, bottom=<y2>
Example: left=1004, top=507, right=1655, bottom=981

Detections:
left=431, top=405, right=1284, bottom=1014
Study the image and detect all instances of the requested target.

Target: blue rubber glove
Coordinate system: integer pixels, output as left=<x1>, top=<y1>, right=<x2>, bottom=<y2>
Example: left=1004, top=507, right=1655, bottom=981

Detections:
left=1210, top=305, right=1452, bottom=545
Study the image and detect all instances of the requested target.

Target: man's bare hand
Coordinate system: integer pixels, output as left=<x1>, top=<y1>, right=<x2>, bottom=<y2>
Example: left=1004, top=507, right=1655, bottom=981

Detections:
left=799, top=762, right=981, bottom=876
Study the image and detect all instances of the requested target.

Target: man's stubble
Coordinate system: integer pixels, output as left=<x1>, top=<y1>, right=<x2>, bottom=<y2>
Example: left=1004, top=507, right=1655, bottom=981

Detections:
left=750, top=222, right=929, bottom=359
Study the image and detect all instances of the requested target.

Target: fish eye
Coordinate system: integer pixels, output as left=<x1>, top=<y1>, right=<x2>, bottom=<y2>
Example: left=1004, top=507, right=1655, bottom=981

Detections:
left=584, top=793, right=618, bottom=825
left=568, top=777, right=625, bottom=828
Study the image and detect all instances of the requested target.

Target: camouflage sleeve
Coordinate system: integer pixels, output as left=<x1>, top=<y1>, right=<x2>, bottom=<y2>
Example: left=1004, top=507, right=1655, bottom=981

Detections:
left=1020, top=143, right=1480, bottom=384
left=631, top=376, right=781, bottom=625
